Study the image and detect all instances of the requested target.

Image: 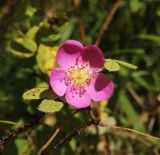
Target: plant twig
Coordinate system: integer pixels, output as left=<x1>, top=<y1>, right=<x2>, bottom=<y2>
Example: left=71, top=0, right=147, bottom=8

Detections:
left=94, top=0, right=121, bottom=46
left=36, top=128, right=60, bottom=155
left=126, top=83, right=144, bottom=107
left=37, top=109, right=81, bottom=154
left=48, top=117, right=160, bottom=154
left=73, top=0, right=88, bottom=45
left=98, top=123, right=160, bottom=143
left=0, top=113, right=44, bottom=152
left=47, top=119, right=100, bottom=155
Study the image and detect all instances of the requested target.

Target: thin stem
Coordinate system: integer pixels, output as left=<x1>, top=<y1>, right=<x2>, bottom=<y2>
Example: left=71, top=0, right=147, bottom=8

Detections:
left=98, top=122, right=160, bottom=143
left=36, top=128, right=61, bottom=155
left=89, top=108, right=97, bottom=120
left=47, top=119, right=100, bottom=155
left=47, top=118, right=160, bottom=154
left=126, top=83, right=144, bottom=107
left=73, top=0, right=88, bottom=45
left=0, top=113, right=44, bottom=152
left=36, top=109, right=81, bottom=155
left=94, top=0, right=121, bottom=46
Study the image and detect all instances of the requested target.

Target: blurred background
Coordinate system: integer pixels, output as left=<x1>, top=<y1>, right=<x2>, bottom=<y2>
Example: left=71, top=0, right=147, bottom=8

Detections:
left=0, top=0, right=160, bottom=154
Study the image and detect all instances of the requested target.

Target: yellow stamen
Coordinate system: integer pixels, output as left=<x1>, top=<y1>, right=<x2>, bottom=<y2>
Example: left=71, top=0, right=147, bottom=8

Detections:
left=71, top=67, right=89, bottom=85
left=65, top=64, right=91, bottom=89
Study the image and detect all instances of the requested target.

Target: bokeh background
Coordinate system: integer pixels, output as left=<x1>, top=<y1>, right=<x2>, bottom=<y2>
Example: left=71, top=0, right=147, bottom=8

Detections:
left=0, top=0, right=160, bottom=154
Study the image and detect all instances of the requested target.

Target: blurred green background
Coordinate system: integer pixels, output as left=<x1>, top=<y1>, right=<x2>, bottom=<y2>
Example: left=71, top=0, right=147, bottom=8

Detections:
left=0, top=0, right=160, bottom=154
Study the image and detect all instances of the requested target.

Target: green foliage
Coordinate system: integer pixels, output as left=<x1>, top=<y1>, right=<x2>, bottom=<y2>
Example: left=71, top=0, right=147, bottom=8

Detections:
left=104, top=59, right=120, bottom=72
left=104, top=59, right=137, bottom=71
left=0, top=0, right=160, bottom=154
left=36, top=44, right=58, bottom=75
left=26, top=25, right=41, bottom=39
left=38, top=99, right=64, bottom=113
left=23, top=87, right=49, bottom=100
left=8, top=37, right=37, bottom=58
left=23, top=87, right=57, bottom=101
left=118, top=89, right=145, bottom=132
left=138, top=34, right=160, bottom=45
left=130, top=0, right=143, bottom=13
left=0, top=120, right=18, bottom=126
left=115, top=60, right=138, bottom=69
left=14, top=139, right=30, bottom=155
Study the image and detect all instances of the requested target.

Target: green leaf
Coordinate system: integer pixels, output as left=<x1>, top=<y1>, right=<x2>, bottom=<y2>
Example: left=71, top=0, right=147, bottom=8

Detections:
left=16, top=37, right=37, bottom=52
left=118, top=90, right=146, bottom=132
left=26, top=25, right=41, bottom=39
left=0, top=120, right=17, bottom=125
left=38, top=99, right=63, bottom=113
left=59, top=18, right=76, bottom=43
left=25, top=5, right=37, bottom=17
left=7, top=47, right=33, bottom=58
left=115, top=60, right=138, bottom=69
left=138, top=34, right=160, bottom=44
left=23, top=87, right=54, bottom=100
left=104, top=59, right=120, bottom=72
left=40, top=34, right=61, bottom=43
left=36, top=44, right=58, bottom=75
left=15, top=139, right=30, bottom=155
left=132, top=72, right=160, bottom=92
left=8, top=37, right=37, bottom=58
left=130, top=0, right=142, bottom=13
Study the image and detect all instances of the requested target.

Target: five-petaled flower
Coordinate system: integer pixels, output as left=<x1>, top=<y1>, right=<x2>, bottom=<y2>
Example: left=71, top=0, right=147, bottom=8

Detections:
left=50, top=40, right=114, bottom=109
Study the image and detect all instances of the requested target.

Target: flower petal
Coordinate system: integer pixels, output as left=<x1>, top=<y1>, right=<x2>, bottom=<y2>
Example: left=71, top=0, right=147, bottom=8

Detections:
left=82, top=45, right=105, bottom=71
left=87, top=74, right=114, bottom=101
left=65, top=86, right=91, bottom=109
left=50, top=68, right=67, bottom=96
left=56, top=40, right=83, bottom=68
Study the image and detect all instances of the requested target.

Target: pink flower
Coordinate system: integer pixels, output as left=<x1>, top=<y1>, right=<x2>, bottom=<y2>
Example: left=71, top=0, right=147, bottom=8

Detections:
left=50, top=40, right=114, bottom=109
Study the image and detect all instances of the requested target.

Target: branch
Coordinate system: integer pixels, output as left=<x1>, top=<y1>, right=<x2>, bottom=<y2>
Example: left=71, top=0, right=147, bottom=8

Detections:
left=47, top=119, right=100, bottom=155
left=0, top=113, right=44, bottom=152
left=48, top=118, right=160, bottom=154
left=36, top=128, right=60, bottom=155
left=99, top=122, right=160, bottom=143
left=73, top=0, right=88, bottom=45
left=94, top=0, right=121, bottom=46
left=36, top=109, right=81, bottom=154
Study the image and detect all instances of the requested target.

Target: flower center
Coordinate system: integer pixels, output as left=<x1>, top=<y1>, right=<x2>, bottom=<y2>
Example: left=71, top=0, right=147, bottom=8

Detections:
left=65, top=63, right=92, bottom=89
left=71, top=67, right=89, bottom=84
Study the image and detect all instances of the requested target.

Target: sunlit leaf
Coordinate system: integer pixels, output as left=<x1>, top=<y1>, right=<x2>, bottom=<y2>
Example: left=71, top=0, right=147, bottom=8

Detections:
left=36, top=44, right=57, bottom=75
left=115, top=60, right=138, bottom=69
left=7, top=47, right=33, bottom=58
left=38, top=99, right=63, bottom=113
left=25, top=5, right=37, bottom=17
left=40, top=34, right=61, bottom=42
left=23, top=87, right=49, bottom=100
left=8, top=37, right=37, bottom=58
left=104, top=59, right=120, bottom=72
left=16, top=37, right=37, bottom=52
left=26, top=25, right=41, bottom=39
